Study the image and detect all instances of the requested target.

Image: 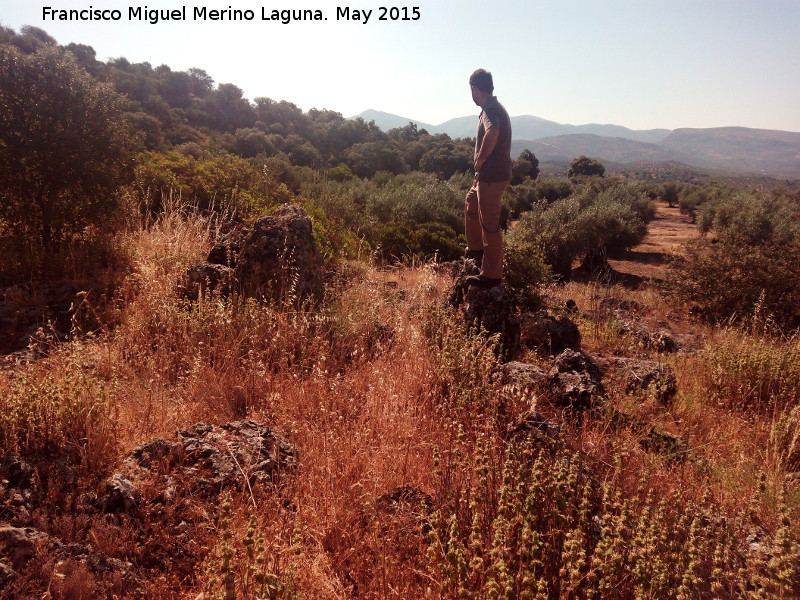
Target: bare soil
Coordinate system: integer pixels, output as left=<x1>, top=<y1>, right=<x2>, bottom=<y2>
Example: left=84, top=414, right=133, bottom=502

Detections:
left=609, top=204, right=698, bottom=280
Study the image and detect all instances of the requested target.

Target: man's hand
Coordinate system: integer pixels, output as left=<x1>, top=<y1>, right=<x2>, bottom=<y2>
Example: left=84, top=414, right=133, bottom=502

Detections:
left=474, top=125, right=498, bottom=175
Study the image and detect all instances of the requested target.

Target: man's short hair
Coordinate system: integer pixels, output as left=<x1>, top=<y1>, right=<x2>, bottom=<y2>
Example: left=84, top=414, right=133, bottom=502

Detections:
left=469, top=69, right=494, bottom=94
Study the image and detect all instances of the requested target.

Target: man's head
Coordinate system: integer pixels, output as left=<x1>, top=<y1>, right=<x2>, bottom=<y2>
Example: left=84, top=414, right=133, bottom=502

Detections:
left=469, top=69, right=494, bottom=107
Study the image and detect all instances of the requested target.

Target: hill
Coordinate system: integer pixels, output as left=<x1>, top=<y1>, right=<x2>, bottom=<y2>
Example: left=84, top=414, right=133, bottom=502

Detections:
left=353, top=110, right=800, bottom=178
left=661, top=127, right=800, bottom=177
left=352, top=110, right=671, bottom=144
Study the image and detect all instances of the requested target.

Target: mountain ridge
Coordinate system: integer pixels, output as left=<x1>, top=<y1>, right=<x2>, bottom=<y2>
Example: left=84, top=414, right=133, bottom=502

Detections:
left=351, top=110, right=800, bottom=178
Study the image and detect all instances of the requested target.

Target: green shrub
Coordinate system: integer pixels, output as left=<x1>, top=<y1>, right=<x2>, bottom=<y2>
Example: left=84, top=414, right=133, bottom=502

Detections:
left=503, top=226, right=552, bottom=310
left=668, top=242, right=800, bottom=332
left=0, top=360, right=116, bottom=464
left=374, top=220, right=463, bottom=263
left=133, top=151, right=292, bottom=218
left=509, top=180, right=654, bottom=280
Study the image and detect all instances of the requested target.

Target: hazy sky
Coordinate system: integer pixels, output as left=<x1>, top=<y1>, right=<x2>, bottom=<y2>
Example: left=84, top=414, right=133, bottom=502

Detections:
left=4, top=0, right=799, bottom=132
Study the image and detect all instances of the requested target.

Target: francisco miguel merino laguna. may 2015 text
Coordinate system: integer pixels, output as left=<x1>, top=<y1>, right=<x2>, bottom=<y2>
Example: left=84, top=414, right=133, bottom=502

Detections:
left=41, top=6, right=422, bottom=25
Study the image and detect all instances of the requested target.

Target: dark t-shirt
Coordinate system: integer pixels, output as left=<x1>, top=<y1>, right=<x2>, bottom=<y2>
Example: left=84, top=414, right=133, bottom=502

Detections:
left=475, top=96, right=512, bottom=183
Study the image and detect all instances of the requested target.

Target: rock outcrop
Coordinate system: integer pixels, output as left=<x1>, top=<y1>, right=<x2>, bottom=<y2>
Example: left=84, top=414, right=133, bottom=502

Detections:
left=520, top=311, right=581, bottom=355
left=100, top=420, right=297, bottom=511
left=449, top=259, right=521, bottom=360
left=185, top=204, right=324, bottom=303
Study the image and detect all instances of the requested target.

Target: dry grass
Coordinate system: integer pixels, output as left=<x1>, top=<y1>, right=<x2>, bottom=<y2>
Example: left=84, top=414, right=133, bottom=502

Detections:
left=2, top=204, right=799, bottom=599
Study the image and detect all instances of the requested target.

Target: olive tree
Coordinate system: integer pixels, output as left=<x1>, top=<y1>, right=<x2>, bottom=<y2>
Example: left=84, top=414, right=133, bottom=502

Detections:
left=568, top=155, right=605, bottom=178
left=0, top=45, right=136, bottom=258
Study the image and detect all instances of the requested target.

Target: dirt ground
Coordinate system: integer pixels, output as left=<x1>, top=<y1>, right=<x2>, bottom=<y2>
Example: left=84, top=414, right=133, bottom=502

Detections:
left=609, top=204, right=698, bottom=280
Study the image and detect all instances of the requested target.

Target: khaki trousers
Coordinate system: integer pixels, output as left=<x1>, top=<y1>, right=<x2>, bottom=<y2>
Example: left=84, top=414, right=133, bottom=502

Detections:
left=465, top=179, right=508, bottom=280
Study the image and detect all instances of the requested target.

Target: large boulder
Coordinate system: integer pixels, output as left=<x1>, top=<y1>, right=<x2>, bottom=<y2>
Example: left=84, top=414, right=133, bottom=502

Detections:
left=547, top=349, right=607, bottom=411
left=102, top=420, right=296, bottom=509
left=520, top=311, right=581, bottom=355
left=449, top=260, right=520, bottom=360
left=233, top=205, right=324, bottom=302
left=188, top=204, right=324, bottom=303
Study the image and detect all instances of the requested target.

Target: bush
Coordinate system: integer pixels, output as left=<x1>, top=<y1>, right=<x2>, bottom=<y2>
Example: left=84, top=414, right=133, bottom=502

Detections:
left=133, top=151, right=293, bottom=218
left=0, top=45, right=136, bottom=273
left=667, top=240, right=800, bottom=330
left=503, top=226, right=552, bottom=310
left=374, top=220, right=463, bottom=263
left=668, top=186, right=800, bottom=331
left=510, top=180, right=654, bottom=280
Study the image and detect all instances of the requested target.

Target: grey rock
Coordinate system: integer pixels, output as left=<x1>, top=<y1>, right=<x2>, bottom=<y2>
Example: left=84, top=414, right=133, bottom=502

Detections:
left=449, top=260, right=520, bottom=360
left=101, top=474, right=139, bottom=513
left=502, top=361, right=548, bottom=391
left=520, top=311, right=581, bottom=355
left=121, top=420, right=296, bottom=499
left=506, top=410, right=560, bottom=442
left=182, top=261, right=234, bottom=300
left=617, top=316, right=679, bottom=353
left=599, top=297, right=646, bottom=313
left=0, top=526, right=48, bottom=566
left=186, top=204, right=324, bottom=305
left=603, top=357, right=678, bottom=405
left=233, top=205, right=324, bottom=303
left=0, top=560, right=16, bottom=584
left=547, top=349, right=607, bottom=411
left=0, top=456, right=40, bottom=523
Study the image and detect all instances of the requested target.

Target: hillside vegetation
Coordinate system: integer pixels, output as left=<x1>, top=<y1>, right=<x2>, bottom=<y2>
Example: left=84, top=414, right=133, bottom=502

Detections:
left=1, top=25, right=800, bottom=599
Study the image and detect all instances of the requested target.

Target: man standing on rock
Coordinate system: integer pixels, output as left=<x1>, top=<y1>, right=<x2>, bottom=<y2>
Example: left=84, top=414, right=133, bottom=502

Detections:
left=464, top=68, right=512, bottom=289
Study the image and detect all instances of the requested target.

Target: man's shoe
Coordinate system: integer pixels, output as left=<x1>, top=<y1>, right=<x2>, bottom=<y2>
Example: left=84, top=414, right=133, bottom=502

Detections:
left=465, top=275, right=502, bottom=289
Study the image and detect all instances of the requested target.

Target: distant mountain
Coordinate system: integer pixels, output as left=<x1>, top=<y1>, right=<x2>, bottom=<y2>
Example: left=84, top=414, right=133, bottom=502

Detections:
left=511, top=135, right=689, bottom=165
left=352, top=109, right=434, bottom=132
left=352, top=111, right=671, bottom=144
left=351, top=110, right=800, bottom=178
left=661, top=127, right=800, bottom=177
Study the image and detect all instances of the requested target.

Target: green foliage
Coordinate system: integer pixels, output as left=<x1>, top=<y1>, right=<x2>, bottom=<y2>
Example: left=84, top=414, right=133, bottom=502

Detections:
left=419, top=137, right=473, bottom=179
left=297, top=198, right=364, bottom=262
left=0, top=44, right=136, bottom=264
left=678, top=182, right=731, bottom=222
left=503, top=227, right=552, bottom=310
left=510, top=180, right=654, bottom=279
left=568, top=155, right=606, bottom=178
left=374, top=220, right=463, bottom=263
left=343, top=141, right=409, bottom=177
left=504, top=180, right=539, bottom=219
left=535, top=177, right=574, bottom=204
left=0, top=358, right=116, bottom=465
left=133, top=151, right=292, bottom=217
left=661, top=182, right=680, bottom=207
left=511, top=149, right=540, bottom=184
left=668, top=240, right=800, bottom=330
left=668, top=186, right=800, bottom=330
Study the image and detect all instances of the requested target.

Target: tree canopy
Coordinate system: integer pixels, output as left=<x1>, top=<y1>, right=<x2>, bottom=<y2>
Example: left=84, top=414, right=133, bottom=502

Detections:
left=0, top=44, right=137, bottom=253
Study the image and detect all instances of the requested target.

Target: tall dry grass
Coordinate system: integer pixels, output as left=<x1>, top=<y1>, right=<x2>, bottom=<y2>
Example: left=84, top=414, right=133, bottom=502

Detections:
left=3, top=202, right=800, bottom=599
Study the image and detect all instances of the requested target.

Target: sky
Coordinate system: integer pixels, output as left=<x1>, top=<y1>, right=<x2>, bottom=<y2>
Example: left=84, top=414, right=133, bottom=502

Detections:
left=3, top=0, right=800, bottom=132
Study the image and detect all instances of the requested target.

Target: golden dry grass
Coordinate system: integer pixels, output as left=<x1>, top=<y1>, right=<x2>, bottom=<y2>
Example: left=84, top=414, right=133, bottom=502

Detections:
left=2, top=205, right=799, bottom=599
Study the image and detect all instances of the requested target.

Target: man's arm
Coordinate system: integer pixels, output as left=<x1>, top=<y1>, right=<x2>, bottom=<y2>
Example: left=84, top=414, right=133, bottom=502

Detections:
left=474, top=125, right=499, bottom=173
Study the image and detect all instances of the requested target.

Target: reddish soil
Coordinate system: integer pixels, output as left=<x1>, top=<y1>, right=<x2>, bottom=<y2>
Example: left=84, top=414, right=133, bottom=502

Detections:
left=609, top=204, right=699, bottom=280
